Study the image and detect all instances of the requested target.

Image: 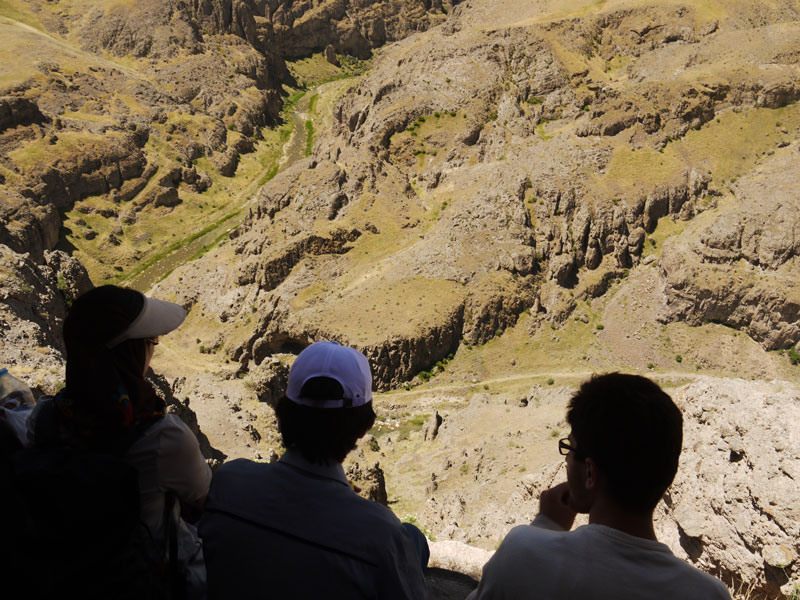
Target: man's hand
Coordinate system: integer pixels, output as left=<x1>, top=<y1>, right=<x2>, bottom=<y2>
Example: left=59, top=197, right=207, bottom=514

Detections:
left=539, top=482, right=577, bottom=531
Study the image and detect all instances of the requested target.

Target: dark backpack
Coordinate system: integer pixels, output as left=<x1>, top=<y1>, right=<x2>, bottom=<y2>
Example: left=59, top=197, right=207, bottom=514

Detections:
left=7, top=444, right=177, bottom=600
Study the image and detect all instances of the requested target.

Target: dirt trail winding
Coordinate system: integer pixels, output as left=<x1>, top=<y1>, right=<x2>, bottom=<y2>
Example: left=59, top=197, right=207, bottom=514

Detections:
left=381, top=370, right=704, bottom=402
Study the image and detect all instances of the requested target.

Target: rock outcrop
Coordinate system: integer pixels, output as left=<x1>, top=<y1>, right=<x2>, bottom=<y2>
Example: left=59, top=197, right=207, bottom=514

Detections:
left=148, top=373, right=225, bottom=463
left=666, top=378, right=800, bottom=598
left=0, top=245, right=89, bottom=392
left=0, top=131, right=149, bottom=262
left=429, top=540, right=491, bottom=582
left=345, top=461, right=388, bottom=506
left=659, top=147, right=800, bottom=351
left=270, top=0, right=457, bottom=59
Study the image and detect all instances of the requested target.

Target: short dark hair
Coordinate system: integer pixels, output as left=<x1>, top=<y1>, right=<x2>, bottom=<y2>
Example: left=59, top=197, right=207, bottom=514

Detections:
left=567, top=373, right=683, bottom=513
left=275, top=377, right=376, bottom=464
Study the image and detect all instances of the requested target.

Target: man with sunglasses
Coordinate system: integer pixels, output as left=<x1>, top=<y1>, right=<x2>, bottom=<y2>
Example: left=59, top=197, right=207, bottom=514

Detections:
left=468, top=373, right=730, bottom=599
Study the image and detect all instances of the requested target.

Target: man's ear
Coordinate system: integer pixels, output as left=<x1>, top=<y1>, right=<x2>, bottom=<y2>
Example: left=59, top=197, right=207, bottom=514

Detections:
left=584, top=457, right=599, bottom=491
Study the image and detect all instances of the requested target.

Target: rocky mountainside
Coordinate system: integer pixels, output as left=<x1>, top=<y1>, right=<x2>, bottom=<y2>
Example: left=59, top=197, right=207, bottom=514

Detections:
left=0, top=0, right=451, bottom=275
left=157, top=0, right=800, bottom=389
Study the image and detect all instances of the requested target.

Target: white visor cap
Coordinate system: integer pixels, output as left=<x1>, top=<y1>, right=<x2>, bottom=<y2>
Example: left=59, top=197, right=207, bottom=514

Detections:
left=286, top=341, right=373, bottom=408
left=107, top=294, right=187, bottom=348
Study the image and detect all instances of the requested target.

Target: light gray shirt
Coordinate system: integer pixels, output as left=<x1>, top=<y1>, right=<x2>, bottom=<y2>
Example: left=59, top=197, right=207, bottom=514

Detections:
left=199, top=449, right=428, bottom=599
left=126, top=414, right=211, bottom=565
left=467, top=515, right=731, bottom=600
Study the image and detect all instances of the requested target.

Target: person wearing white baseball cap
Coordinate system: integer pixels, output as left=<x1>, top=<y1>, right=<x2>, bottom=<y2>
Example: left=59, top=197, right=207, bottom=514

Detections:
left=200, top=341, right=429, bottom=599
left=27, top=284, right=211, bottom=598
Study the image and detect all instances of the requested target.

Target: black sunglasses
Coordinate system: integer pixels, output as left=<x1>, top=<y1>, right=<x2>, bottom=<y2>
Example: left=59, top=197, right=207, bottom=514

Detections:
left=558, top=438, right=580, bottom=456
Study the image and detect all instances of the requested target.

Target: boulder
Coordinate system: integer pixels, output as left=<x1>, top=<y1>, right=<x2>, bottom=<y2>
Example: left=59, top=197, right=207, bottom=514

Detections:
left=324, top=44, right=339, bottom=66
left=211, top=147, right=240, bottom=177
left=663, top=378, right=800, bottom=597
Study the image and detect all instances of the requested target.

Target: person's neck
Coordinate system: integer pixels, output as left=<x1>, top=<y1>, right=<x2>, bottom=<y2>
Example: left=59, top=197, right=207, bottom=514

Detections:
left=588, top=497, right=657, bottom=541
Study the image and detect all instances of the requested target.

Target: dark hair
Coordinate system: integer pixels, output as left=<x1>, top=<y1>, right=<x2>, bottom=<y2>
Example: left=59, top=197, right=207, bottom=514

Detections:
left=60, top=285, right=164, bottom=452
left=567, top=373, right=683, bottom=513
left=275, top=377, right=376, bottom=464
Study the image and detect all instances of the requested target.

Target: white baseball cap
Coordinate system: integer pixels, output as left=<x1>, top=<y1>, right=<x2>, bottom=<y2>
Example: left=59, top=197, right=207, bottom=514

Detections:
left=286, top=341, right=373, bottom=408
left=106, top=294, right=187, bottom=348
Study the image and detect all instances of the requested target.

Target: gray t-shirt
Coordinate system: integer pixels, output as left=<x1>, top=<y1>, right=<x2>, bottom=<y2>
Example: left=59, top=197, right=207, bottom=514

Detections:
left=199, top=450, right=428, bottom=600
left=467, top=515, right=731, bottom=600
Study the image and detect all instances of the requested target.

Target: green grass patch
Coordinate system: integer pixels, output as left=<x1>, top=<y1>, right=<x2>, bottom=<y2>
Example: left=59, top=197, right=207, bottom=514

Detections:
left=258, top=163, right=280, bottom=186
left=604, top=55, right=632, bottom=74
left=111, top=209, right=240, bottom=285
left=370, top=414, right=427, bottom=441
left=390, top=110, right=468, bottom=172
left=401, top=515, right=435, bottom=541
left=641, top=216, right=689, bottom=259
left=408, top=414, right=429, bottom=427
left=536, top=121, right=553, bottom=141
left=302, top=277, right=465, bottom=346
left=9, top=131, right=127, bottom=174
left=286, top=52, right=371, bottom=88
left=337, top=54, right=371, bottom=77
left=283, top=90, right=306, bottom=113
left=788, top=347, right=800, bottom=366
left=304, top=119, right=314, bottom=156
left=188, top=219, right=239, bottom=261
left=308, top=93, right=319, bottom=114
left=600, top=103, right=800, bottom=197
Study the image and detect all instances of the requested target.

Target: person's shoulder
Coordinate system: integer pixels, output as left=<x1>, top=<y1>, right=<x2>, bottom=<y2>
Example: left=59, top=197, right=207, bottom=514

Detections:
left=668, top=557, right=731, bottom=598
left=490, top=523, right=563, bottom=567
left=324, top=488, right=410, bottom=543
left=212, top=458, right=275, bottom=486
left=215, top=457, right=268, bottom=476
left=505, top=522, right=562, bottom=546
left=129, top=414, right=201, bottom=458
left=134, top=414, right=192, bottom=441
left=154, top=413, right=192, bottom=433
left=349, top=489, right=403, bottom=522
left=474, top=523, right=564, bottom=592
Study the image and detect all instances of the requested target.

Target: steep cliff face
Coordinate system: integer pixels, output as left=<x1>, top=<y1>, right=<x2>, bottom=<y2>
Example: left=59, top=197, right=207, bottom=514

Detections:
left=658, top=148, right=800, bottom=351
left=269, top=0, right=457, bottom=59
left=0, top=21, right=273, bottom=273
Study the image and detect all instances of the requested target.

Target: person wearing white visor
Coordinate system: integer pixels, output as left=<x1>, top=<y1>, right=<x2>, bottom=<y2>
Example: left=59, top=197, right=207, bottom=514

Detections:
left=200, top=341, right=429, bottom=599
left=27, top=285, right=211, bottom=599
